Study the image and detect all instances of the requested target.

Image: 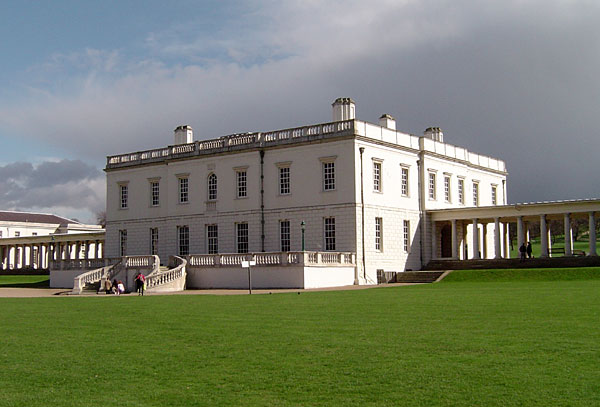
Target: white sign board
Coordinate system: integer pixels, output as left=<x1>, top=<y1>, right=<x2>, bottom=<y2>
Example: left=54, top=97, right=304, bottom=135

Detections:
left=241, top=260, right=256, bottom=268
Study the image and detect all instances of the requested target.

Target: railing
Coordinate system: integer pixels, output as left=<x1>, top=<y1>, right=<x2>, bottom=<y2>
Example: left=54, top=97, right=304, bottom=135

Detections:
left=72, top=266, right=107, bottom=294
left=125, top=255, right=159, bottom=269
left=106, top=120, right=355, bottom=168
left=146, top=256, right=187, bottom=291
left=187, top=251, right=356, bottom=267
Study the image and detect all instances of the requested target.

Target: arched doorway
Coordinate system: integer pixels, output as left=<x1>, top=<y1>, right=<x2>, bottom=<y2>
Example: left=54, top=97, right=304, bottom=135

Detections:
left=441, top=224, right=452, bottom=258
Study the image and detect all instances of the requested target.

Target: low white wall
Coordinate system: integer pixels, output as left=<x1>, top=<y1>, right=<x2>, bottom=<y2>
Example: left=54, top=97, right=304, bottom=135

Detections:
left=187, top=266, right=305, bottom=289
left=147, top=273, right=186, bottom=292
left=50, top=270, right=82, bottom=288
left=187, top=265, right=356, bottom=289
left=304, top=266, right=356, bottom=289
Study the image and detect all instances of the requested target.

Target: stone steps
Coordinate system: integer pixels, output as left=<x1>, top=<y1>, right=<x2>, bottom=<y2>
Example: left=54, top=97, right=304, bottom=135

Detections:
left=424, top=256, right=600, bottom=270
left=389, top=271, right=446, bottom=283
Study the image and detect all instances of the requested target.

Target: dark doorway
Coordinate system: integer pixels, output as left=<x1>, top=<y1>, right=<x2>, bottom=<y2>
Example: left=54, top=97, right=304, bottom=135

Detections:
left=441, top=224, right=452, bottom=258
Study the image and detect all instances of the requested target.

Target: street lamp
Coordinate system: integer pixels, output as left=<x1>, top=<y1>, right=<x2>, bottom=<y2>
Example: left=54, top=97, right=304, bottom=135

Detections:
left=301, top=221, right=306, bottom=251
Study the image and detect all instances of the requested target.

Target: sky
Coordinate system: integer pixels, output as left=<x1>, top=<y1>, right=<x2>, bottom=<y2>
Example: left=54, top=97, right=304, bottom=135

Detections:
left=0, top=0, right=598, bottom=223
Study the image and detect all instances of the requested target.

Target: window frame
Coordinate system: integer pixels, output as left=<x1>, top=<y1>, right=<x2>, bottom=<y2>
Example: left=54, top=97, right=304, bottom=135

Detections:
left=177, top=225, right=189, bottom=256
left=119, top=183, right=128, bottom=209
left=403, top=220, right=410, bottom=253
left=236, top=222, right=249, bottom=253
left=280, top=220, right=291, bottom=252
left=279, top=166, right=291, bottom=195
left=458, top=178, right=465, bottom=205
left=428, top=172, right=437, bottom=200
left=208, top=173, right=218, bottom=201
left=400, top=166, right=409, bottom=197
left=206, top=224, right=218, bottom=254
left=324, top=217, right=336, bottom=251
left=150, top=227, right=158, bottom=255
left=375, top=217, right=383, bottom=252
left=236, top=170, right=247, bottom=199
left=119, top=229, right=127, bottom=256
left=472, top=181, right=480, bottom=206
left=373, top=160, right=382, bottom=192
left=177, top=175, right=189, bottom=204
left=444, top=174, right=451, bottom=203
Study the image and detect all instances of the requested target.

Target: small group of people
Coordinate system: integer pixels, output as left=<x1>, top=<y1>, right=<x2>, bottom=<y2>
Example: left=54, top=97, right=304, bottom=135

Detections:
left=101, top=274, right=145, bottom=295
left=519, top=242, right=533, bottom=261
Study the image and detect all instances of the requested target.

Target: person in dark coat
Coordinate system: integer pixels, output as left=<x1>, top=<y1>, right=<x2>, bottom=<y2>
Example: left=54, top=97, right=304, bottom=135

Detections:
left=519, top=243, right=527, bottom=262
left=526, top=242, right=533, bottom=258
left=135, top=272, right=146, bottom=296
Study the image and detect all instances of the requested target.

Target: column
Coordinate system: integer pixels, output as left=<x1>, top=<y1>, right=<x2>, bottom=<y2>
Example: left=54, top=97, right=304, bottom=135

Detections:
left=451, top=219, right=458, bottom=260
left=472, top=219, right=480, bottom=259
left=540, top=215, right=549, bottom=258
left=482, top=223, right=488, bottom=259
left=517, top=216, right=524, bottom=248
left=494, top=218, right=501, bottom=259
left=431, top=221, right=437, bottom=260
left=504, top=222, right=511, bottom=259
left=19, top=245, right=26, bottom=268
left=589, top=212, right=597, bottom=256
left=29, top=244, right=35, bottom=268
left=564, top=213, right=572, bottom=256
left=84, top=241, right=90, bottom=260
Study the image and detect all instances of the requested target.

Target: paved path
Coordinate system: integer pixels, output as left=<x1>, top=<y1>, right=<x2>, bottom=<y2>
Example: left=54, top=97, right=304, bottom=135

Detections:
left=0, top=283, right=421, bottom=298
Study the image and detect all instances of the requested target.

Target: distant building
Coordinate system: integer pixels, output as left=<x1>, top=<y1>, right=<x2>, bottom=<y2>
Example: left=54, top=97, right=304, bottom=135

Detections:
left=104, top=98, right=508, bottom=286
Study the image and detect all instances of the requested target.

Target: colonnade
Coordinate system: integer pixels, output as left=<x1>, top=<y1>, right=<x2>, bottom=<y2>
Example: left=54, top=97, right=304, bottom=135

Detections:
left=431, top=209, right=598, bottom=260
left=0, top=234, right=105, bottom=270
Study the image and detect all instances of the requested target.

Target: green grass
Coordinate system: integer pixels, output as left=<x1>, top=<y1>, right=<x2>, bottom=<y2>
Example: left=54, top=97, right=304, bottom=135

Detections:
left=1, top=269, right=599, bottom=406
left=0, top=275, right=50, bottom=288
left=510, top=236, right=598, bottom=258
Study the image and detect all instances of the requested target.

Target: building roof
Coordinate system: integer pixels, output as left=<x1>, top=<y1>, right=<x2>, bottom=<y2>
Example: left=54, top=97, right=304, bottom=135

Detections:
left=0, top=210, right=79, bottom=225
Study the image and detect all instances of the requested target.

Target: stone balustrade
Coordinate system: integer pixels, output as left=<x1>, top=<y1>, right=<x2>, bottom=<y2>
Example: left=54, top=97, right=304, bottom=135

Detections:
left=146, top=256, right=187, bottom=292
left=187, top=251, right=356, bottom=268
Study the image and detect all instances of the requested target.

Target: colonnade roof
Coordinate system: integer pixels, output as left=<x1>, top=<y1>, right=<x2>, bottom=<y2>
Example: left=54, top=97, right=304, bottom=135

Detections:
left=0, top=231, right=105, bottom=246
left=428, top=198, right=600, bottom=222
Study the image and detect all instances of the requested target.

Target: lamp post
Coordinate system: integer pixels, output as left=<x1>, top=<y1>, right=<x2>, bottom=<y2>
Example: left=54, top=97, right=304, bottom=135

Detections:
left=301, top=221, right=306, bottom=251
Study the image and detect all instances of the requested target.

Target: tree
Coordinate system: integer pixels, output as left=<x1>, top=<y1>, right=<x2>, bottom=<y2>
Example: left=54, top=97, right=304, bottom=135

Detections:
left=96, top=211, right=106, bottom=228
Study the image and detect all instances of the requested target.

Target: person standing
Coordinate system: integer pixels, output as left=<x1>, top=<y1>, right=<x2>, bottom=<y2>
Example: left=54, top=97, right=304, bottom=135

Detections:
left=519, top=243, right=527, bottom=262
left=526, top=242, right=533, bottom=259
left=135, top=272, right=146, bottom=296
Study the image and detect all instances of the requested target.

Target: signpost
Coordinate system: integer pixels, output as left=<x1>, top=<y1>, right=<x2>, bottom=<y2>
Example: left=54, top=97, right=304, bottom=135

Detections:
left=241, top=259, right=256, bottom=294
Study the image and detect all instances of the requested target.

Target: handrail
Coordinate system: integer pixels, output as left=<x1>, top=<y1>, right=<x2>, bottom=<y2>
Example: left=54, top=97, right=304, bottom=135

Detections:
left=146, top=256, right=187, bottom=291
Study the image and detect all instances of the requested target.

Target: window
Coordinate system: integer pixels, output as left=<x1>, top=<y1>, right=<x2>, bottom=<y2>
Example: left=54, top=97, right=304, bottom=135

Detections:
left=403, top=220, right=410, bottom=252
left=444, top=176, right=451, bottom=203
left=280, top=220, right=290, bottom=252
left=491, top=185, right=497, bottom=205
left=14, top=231, right=20, bottom=237
left=207, top=224, right=218, bottom=254
left=150, top=181, right=160, bottom=206
left=119, top=230, right=127, bottom=256
left=473, top=182, right=479, bottom=206
left=178, top=177, right=189, bottom=204
left=32, top=232, right=37, bottom=236
left=323, top=162, right=335, bottom=191
left=208, top=173, right=218, bottom=200
left=150, top=228, right=158, bottom=255
left=178, top=226, right=189, bottom=256
left=236, top=171, right=247, bottom=198
left=236, top=223, right=249, bottom=253
left=428, top=173, right=436, bottom=200
left=324, top=217, right=336, bottom=251
left=375, top=217, right=383, bottom=251
left=373, top=161, right=382, bottom=192
left=458, top=178, right=465, bottom=204
left=0, top=231, right=2, bottom=238
left=120, top=184, right=128, bottom=209
left=279, top=167, right=290, bottom=195
left=401, top=167, right=409, bottom=197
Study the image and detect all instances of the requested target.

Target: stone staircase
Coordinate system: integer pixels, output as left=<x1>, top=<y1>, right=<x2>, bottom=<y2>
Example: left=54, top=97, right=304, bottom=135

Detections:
left=424, top=256, right=600, bottom=270
left=392, top=271, right=446, bottom=283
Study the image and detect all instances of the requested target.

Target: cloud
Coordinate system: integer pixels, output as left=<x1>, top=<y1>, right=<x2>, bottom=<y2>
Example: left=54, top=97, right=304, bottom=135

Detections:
left=0, top=159, right=105, bottom=223
left=0, top=0, right=599, bottom=205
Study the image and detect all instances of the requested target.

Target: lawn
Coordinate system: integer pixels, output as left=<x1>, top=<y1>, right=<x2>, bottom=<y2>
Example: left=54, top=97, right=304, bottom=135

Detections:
left=0, top=275, right=49, bottom=288
left=509, top=235, right=598, bottom=258
left=0, top=269, right=599, bottom=406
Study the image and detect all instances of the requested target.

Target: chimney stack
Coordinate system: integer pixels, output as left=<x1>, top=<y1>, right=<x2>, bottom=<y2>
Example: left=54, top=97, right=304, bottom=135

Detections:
left=174, top=125, right=193, bottom=145
left=379, top=114, right=396, bottom=130
left=424, top=127, right=444, bottom=142
left=332, top=97, right=356, bottom=122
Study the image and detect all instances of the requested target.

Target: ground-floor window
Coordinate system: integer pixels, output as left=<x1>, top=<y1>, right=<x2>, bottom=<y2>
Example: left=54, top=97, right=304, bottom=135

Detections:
left=236, top=222, right=248, bottom=253
left=375, top=217, right=383, bottom=251
left=207, top=224, right=218, bottom=254
left=280, top=220, right=290, bottom=252
left=178, top=226, right=189, bottom=256
left=324, top=217, right=336, bottom=251
left=403, top=220, right=410, bottom=253
left=119, top=230, right=127, bottom=256
left=150, top=228, right=158, bottom=255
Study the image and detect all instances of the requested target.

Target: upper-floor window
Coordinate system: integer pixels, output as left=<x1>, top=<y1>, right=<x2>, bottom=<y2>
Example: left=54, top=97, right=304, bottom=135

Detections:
left=178, top=177, right=189, bottom=204
left=373, top=161, right=382, bottom=192
left=14, top=231, right=20, bottom=237
left=491, top=185, right=497, bottom=205
left=206, top=224, right=218, bottom=254
left=401, top=166, right=409, bottom=197
left=236, top=170, right=247, bottom=198
left=177, top=225, right=189, bottom=256
left=428, top=172, right=436, bottom=200
left=324, top=217, right=336, bottom=251
left=280, top=220, right=290, bottom=252
left=444, top=175, right=451, bottom=203
left=150, top=181, right=160, bottom=206
left=236, top=222, right=249, bottom=253
left=375, top=217, right=383, bottom=251
left=208, top=173, right=218, bottom=200
left=279, top=166, right=290, bottom=195
left=473, top=182, right=479, bottom=206
left=119, top=184, right=128, bottom=209
left=458, top=178, right=465, bottom=204
left=322, top=161, right=335, bottom=191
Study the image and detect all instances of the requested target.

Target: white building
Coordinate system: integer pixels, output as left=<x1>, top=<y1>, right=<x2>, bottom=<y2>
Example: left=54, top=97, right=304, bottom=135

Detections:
left=104, top=98, right=508, bottom=286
